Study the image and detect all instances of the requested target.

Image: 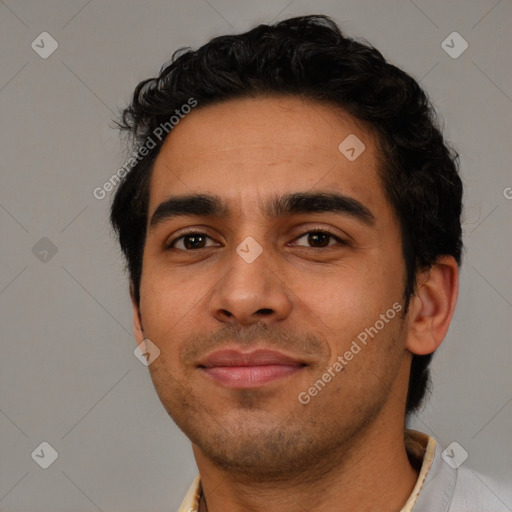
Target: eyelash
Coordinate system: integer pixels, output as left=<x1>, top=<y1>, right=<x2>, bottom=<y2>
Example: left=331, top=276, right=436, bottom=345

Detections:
left=167, top=229, right=348, bottom=251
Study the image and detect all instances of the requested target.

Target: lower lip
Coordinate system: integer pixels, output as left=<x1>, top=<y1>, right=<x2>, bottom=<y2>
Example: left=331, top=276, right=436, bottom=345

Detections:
left=201, top=364, right=303, bottom=388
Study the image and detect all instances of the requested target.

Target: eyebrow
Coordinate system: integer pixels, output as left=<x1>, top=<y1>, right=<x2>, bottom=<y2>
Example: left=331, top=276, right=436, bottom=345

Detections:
left=149, top=191, right=375, bottom=229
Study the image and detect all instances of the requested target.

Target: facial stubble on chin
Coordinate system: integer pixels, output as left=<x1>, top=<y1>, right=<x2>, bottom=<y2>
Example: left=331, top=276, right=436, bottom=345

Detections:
left=162, top=368, right=373, bottom=482
left=149, top=361, right=322, bottom=479
left=152, top=321, right=405, bottom=480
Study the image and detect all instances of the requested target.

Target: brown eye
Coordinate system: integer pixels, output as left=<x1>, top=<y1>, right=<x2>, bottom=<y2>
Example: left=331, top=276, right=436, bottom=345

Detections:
left=169, top=233, right=216, bottom=250
left=293, top=231, right=346, bottom=248
left=307, top=232, right=330, bottom=247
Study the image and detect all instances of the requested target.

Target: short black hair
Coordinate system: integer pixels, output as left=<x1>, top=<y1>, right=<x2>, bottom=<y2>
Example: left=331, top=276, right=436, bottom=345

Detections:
left=110, top=14, right=463, bottom=416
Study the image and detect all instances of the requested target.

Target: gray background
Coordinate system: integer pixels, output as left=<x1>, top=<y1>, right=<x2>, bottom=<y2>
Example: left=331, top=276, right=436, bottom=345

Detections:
left=0, top=0, right=511, bottom=510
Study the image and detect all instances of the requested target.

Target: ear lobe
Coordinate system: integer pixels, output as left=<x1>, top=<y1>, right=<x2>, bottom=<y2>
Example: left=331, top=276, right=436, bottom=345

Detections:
left=130, top=282, right=145, bottom=345
left=406, top=255, right=459, bottom=356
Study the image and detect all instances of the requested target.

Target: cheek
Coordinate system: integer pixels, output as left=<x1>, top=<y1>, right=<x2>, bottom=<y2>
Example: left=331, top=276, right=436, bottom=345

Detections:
left=297, top=260, right=404, bottom=360
left=140, top=258, right=206, bottom=315
left=300, top=263, right=393, bottom=321
left=138, top=272, right=201, bottom=360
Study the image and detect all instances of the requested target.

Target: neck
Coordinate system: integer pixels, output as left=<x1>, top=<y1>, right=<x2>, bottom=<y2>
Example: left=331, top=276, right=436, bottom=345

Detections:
left=193, top=424, right=419, bottom=512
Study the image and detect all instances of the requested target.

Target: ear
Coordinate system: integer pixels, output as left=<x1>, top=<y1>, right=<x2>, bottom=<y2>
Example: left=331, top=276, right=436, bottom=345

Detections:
left=405, top=255, right=459, bottom=356
left=130, top=282, right=145, bottom=346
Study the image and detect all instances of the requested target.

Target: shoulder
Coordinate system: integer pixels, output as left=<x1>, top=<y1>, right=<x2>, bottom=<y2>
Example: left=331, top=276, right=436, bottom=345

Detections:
left=408, top=430, right=511, bottom=512
left=449, top=465, right=511, bottom=512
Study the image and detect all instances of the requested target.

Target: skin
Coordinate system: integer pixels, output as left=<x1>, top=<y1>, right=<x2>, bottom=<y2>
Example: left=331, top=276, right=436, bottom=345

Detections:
left=130, top=96, right=459, bottom=511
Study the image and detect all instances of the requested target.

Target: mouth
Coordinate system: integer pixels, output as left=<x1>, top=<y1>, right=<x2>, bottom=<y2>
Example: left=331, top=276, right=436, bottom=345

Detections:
left=198, top=348, right=307, bottom=389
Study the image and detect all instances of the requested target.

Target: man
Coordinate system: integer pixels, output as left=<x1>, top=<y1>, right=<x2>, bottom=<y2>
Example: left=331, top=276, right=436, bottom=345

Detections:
left=110, top=15, right=507, bottom=511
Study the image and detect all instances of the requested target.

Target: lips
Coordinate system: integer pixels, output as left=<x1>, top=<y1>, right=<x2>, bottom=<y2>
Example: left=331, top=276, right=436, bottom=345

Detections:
left=198, top=348, right=306, bottom=388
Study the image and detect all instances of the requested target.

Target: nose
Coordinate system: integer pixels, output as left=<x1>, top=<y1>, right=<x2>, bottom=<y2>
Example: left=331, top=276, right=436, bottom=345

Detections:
left=208, top=241, right=293, bottom=326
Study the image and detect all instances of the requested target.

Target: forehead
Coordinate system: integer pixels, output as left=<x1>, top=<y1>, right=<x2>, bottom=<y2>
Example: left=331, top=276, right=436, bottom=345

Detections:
left=148, top=96, right=386, bottom=218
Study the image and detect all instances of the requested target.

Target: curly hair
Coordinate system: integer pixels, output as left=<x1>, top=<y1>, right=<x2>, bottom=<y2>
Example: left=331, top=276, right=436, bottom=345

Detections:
left=110, top=14, right=463, bottom=416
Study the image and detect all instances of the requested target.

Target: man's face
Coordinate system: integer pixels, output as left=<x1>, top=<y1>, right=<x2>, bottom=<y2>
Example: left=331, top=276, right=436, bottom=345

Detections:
left=135, top=96, right=411, bottom=477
